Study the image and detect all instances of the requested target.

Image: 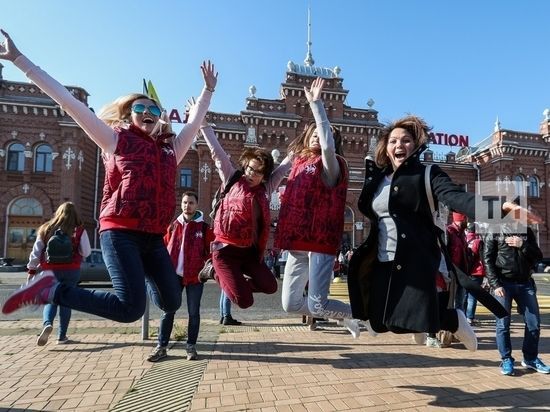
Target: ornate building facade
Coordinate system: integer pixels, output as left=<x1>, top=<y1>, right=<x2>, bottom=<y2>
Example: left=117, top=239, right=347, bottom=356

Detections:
left=1, top=57, right=549, bottom=263
left=0, top=63, right=102, bottom=262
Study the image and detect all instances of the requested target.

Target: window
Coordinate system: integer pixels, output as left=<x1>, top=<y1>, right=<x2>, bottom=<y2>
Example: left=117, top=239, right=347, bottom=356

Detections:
left=7, top=142, right=25, bottom=171
left=179, top=168, right=192, bottom=188
left=513, top=175, right=525, bottom=197
left=528, top=176, right=540, bottom=198
left=10, top=197, right=43, bottom=216
left=35, top=144, right=53, bottom=172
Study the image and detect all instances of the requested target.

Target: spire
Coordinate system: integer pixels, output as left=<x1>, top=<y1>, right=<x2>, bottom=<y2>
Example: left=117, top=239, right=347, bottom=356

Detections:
left=494, top=116, right=501, bottom=132
left=304, top=7, right=314, bottom=67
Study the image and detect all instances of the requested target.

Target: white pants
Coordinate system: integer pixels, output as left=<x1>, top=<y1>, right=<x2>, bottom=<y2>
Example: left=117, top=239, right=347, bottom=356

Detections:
left=281, top=250, right=353, bottom=319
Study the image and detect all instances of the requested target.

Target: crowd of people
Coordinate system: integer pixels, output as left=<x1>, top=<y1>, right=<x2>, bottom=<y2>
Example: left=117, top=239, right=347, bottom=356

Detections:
left=0, top=29, right=548, bottom=375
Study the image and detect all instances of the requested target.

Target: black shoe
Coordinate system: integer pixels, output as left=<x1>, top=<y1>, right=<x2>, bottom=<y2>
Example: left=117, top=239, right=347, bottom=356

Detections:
left=198, top=259, right=215, bottom=283
left=220, top=317, right=224, bottom=324
left=222, top=315, right=242, bottom=326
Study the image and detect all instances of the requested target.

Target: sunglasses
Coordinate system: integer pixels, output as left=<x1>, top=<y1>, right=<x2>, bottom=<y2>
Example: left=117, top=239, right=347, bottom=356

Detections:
left=131, top=104, right=161, bottom=117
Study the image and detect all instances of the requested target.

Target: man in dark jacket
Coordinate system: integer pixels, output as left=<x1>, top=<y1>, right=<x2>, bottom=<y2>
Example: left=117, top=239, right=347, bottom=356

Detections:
left=483, top=224, right=549, bottom=376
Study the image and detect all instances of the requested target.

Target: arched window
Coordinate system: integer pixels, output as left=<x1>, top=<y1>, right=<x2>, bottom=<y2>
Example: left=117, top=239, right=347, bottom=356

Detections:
left=10, top=197, right=43, bottom=216
left=7, top=142, right=25, bottom=171
left=35, top=144, right=53, bottom=172
left=513, top=175, right=525, bottom=197
left=528, top=176, right=540, bottom=198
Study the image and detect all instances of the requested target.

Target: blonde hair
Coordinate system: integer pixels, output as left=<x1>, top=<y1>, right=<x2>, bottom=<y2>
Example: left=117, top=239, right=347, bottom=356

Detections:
left=37, top=202, right=83, bottom=241
left=288, top=122, right=344, bottom=159
left=374, top=115, right=431, bottom=168
left=97, top=93, right=174, bottom=137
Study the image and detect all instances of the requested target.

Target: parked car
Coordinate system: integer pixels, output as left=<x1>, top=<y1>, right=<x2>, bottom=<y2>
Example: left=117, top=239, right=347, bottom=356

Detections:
left=79, top=248, right=110, bottom=283
left=536, top=257, right=550, bottom=274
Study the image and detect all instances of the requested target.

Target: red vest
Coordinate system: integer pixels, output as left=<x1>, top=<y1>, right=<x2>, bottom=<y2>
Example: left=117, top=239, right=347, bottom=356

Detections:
left=40, top=226, right=84, bottom=271
left=214, top=177, right=271, bottom=259
left=275, top=155, right=348, bottom=255
left=99, top=125, right=177, bottom=234
left=164, top=219, right=212, bottom=286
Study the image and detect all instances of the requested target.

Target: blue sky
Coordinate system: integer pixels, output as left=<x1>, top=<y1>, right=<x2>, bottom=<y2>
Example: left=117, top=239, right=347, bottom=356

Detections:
left=2, top=0, right=549, bottom=149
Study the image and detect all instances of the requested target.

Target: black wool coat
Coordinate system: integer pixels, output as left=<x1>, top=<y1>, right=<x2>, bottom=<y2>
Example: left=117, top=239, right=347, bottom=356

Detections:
left=347, top=147, right=475, bottom=333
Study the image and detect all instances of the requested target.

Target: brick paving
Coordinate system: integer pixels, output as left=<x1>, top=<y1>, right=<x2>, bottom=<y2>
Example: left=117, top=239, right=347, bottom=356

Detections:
left=0, top=315, right=549, bottom=411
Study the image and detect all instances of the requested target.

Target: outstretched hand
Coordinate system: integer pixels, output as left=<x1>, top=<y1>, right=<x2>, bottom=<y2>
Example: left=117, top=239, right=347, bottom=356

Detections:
left=0, top=29, right=22, bottom=61
left=201, top=60, right=218, bottom=92
left=502, top=201, right=544, bottom=225
left=303, top=77, right=325, bottom=103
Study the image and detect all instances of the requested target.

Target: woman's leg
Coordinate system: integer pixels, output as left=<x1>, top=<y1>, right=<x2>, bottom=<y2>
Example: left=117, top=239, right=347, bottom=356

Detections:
left=53, top=230, right=150, bottom=322
left=55, top=269, right=80, bottom=339
left=213, top=246, right=254, bottom=309
left=306, top=252, right=352, bottom=319
left=281, top=251, right=310, bottom=314
left=143, top=236, right=182, bottom=314
left=242, top=248, right=277, bottom=295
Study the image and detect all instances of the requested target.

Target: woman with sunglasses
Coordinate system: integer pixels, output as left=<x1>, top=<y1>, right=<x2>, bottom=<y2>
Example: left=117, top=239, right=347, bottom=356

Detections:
left=0, top=29, right=217, bottom=324
left=274, top=77, right=364, bottom=338
left=198, top=116, right=291, bottom=309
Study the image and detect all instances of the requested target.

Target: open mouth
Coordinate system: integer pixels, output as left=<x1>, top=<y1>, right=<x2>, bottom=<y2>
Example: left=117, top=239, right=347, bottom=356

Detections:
left=395, top=153, right=406, bottom=160
left=142, top=117, right=155, bottom=124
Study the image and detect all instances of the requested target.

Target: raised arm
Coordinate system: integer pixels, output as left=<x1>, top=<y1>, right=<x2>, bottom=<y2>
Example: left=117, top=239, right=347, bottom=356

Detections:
left=0, top=30, right=117, bottom=153
left=304, top=77, right=340, bottom=187
left=199, top=123, right=235, bottom=186
left=265, top=155, right=292, bottom=195
left=173, top=61, right=218, bottom=164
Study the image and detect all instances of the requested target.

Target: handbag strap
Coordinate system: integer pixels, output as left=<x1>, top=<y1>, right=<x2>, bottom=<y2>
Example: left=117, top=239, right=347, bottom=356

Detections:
left=425, top=164, right=456, bottom=309
left=424, top=164, right=435, bottom=216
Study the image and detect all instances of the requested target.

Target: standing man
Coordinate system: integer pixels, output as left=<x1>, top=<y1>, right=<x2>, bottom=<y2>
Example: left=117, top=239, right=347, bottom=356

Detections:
left=147, top=191, right=213, bottom=362
left=446, top=212, right=470, bottom=311
left=483, top=224, right=549, bottom=375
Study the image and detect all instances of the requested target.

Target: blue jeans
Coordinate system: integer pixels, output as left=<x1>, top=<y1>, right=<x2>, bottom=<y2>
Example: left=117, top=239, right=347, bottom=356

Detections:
left=465, top=276, right=484, bottom=320
left=219, top=290, right=232, bottom=318
left=43, top=268, right=80, bottom=339
left=156, top=280, right=204, bottom=347
left=54, top=230, right=182, bottom=322
left=494, top=278, right=541, bottom=361
left=282, top=251, right=352, bottom=319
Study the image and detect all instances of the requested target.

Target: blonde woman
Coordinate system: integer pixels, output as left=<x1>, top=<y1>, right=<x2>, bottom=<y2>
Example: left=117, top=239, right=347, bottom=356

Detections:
left=27, top=202, right=90, bottom=345
left=1, top=29, right=217, bottom=323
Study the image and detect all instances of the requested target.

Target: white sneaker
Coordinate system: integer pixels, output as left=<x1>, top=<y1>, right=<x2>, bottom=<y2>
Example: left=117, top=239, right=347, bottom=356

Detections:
left=453, top=309, right=478, bottom=351
left=412, top=333, right=426, bottom=345
left=342, top=318, right=360, bottom=339
left=37, top=324, right=53, bottom=346
left=426, top=336, right=441, bottom=348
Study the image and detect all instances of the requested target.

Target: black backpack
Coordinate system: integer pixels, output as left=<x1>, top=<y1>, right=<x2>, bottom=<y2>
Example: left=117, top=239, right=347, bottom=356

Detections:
left=209, top=170, right=244, bottom=220
left=45, top=229, right=74, bottom=264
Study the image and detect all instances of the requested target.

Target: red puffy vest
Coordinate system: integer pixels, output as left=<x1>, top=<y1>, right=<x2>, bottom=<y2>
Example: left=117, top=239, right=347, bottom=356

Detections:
left=213, top=177, right=271, bottom=259
left=275, top=155, right=348, bottom=255
left=99, top=125, right=177, bottom=234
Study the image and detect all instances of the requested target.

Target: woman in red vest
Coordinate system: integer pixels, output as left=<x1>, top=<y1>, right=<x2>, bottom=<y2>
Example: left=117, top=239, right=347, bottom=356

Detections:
left=1, top=30, right=216, bottom=324
left=199, top=121, right=291, bottom=309
left=274, top=77, right=363, bottom=338
left=27, top=202, right=91, bottom=345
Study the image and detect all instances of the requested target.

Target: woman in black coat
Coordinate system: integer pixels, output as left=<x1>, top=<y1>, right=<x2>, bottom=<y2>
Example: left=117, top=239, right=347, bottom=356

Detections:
left=347, top=115, right=539, bottom=351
